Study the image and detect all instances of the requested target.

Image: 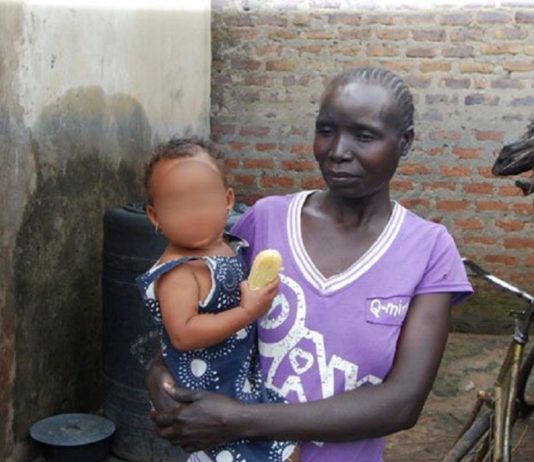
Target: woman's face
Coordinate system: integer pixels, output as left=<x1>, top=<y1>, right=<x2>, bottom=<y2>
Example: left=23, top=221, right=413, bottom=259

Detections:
left=313, top=81, right=410, bottom=199
left=147, top=155, right=234, bottom=249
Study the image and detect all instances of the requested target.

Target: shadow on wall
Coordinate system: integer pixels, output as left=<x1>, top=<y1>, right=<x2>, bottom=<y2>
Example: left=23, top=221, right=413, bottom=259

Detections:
left=12, top=86, right=151, bottom=444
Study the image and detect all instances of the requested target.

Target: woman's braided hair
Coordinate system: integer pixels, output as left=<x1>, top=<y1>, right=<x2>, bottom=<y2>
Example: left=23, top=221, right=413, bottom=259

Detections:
left=326, top=67, right=415, bottom=136
left=143, top=137, right=225, bottom=204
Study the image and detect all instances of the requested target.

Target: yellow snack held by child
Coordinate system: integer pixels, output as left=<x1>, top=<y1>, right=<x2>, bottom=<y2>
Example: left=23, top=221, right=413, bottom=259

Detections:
left=248, top=250, right=282, bottom=290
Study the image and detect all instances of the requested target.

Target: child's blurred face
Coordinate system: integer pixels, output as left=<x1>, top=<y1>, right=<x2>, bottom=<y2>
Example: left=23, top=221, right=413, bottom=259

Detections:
left=147, top=155, right=233, bottom=249
left=313, top=81, right=410, bottom=199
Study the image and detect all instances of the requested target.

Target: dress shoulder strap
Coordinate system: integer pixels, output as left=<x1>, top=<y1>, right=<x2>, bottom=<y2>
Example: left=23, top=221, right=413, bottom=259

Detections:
left=136, top=256, right=201, bottom=298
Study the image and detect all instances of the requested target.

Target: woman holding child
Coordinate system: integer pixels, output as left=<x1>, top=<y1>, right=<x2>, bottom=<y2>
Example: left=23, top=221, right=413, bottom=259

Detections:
left=144, top=66, right=473, bottom=462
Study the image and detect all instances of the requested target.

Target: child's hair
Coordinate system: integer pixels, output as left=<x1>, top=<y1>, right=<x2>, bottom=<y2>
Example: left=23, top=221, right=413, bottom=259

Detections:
left=326, top=67, right=414, bottom=135
left=143, top=137, right=225, bottom=204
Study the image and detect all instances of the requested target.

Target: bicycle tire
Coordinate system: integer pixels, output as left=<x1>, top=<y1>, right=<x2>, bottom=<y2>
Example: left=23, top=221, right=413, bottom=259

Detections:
left=443, top=409, right=491, bottom=462
left=516, top=344, right=534, bottom=415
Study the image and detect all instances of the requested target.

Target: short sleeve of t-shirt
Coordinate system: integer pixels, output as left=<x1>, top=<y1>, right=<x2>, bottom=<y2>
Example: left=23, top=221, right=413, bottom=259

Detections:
left=414, top=226, right=472, bottom=306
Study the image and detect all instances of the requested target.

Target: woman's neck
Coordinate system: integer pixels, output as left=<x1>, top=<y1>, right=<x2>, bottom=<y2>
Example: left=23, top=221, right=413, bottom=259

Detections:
left=314, top=188, right=393, bottom=228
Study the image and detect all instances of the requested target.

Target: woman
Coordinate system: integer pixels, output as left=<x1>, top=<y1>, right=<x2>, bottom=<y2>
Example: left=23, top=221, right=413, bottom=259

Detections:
left=146, top=66, right=473, bottom=462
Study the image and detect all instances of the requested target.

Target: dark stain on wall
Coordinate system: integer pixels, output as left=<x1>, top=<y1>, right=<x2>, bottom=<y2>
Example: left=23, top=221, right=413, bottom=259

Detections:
left=12, top=86, right=151, bottom=443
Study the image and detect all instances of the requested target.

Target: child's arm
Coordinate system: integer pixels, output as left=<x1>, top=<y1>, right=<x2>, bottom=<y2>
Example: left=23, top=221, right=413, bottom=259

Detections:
left=157, top=263, right=278, bottom=351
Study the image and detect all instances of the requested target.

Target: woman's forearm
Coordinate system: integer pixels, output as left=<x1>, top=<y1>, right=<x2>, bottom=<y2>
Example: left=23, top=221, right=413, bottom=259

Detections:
left=232, top=381, right=420, bottom=443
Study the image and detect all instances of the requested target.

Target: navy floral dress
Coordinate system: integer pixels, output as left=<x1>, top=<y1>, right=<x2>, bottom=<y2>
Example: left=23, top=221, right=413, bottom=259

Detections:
left=136, top=234, right=295, bottom=462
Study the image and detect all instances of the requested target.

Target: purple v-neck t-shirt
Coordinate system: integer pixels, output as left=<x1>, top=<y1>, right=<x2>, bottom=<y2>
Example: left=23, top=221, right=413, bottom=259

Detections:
left=232, top=191, right=473, bottom=462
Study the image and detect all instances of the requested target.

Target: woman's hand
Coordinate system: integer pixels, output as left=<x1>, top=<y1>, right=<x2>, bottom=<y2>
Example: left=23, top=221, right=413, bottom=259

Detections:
left=239, top=277, right=279, bottom=320
left=152, top=384, right=242, bottom=453
left=146, top=353, right=183, bottom=412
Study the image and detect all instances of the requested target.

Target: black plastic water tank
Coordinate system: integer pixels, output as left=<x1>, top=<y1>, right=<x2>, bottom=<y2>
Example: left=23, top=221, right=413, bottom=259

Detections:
left=102, top=203, right=248, bottom=461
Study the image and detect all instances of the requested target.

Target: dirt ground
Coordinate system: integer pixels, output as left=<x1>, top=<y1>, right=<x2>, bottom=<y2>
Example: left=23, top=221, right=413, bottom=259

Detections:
left=385, top=332, right=534, bottom=461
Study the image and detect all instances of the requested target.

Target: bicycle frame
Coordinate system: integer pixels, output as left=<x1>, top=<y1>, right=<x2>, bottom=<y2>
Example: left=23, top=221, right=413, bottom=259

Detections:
left=446, top=259, right=534, bottom=462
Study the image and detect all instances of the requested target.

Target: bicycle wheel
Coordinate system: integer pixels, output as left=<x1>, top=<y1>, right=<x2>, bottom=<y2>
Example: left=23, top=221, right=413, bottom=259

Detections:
left=516, top=344, right=534, bottom=415
left=443, top=409, right=491, bottom=462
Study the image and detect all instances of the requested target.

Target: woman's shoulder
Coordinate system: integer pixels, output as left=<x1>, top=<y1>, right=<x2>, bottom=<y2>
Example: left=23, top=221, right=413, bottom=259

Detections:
left=401, top=204, right=448, bottom=233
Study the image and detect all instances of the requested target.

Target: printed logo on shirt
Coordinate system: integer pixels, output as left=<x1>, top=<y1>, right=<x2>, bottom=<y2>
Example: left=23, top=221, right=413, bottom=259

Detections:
left=365, top=295, right=411, bottom=326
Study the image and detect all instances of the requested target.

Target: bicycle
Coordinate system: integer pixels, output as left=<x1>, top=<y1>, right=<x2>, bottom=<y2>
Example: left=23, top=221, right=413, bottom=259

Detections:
left=443, top=259, right=534, bottom=462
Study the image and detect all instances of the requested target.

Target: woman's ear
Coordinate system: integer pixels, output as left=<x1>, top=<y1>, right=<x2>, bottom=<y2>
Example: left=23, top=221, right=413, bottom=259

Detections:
left=399, top=128, right=414, bottom=157
left=226, top=187, right=235, bottom=213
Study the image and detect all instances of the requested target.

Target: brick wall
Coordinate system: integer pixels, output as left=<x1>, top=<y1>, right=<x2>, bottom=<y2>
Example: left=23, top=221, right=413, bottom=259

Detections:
left=211, top=0, right=533, bottom=288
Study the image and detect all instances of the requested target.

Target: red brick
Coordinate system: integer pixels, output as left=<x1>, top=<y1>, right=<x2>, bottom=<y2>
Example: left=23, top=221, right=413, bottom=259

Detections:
left=400, top=198, right=430, bottom=209
left=212, top=124, right=236, bottom=136
left=230, top=58, right=262, bottom=70
left=491, top=79, right=525, bottom=89
left=480, top=43, right=521, bottom=55
left=255, top=143, right=277, bottom=152
left=526, top=255, right=534, bottom=267
left=327, top=13, right=362, bottom=26
left=282, top=159, right=316, bottom=172
left=504, top=238, right=534, bottom=249
left=459, top=62, right=494, bottom=74
left=259, top=14, right=288, bottom=27
left=484, top=255, right=517, bottom=266
left=502, top=60, right=534, bottom=72
left=436, top=200, right=469, bottom=210
left=443, top=45, right=475, bottom=58
left=229, top=142, right=249, bottom=152
left=453, top=148, right=481, bottom=159
left=397, top=163, right=432, bottom=175
left=464, top=236, right=497, bottom=245
left=268, top=29, right=297, bottom=40
left=439, top=13, right=473, bottom=26
left=406, top=47, right=437, bottom=58
left=499, top=185, right=523, bottom=196
left=229, top=28, right=258, bottom=41
left=516, top=11, right=534, bottom=24
left=496, top=220, right=524, bottom=232
left=306, top=30, right=335, bottom=40
left=376, top=28, right=410, bottom=40
left=365, top=13, right=396, bottom=25
left=464, top=183, right=494, bottom=195
left=426, top=147, right=445, bottom=156
left=224, top=158, right=239, bottom=169
left=477, top=11, right=511, bottom=24
left=478, top=167, right=494, bottom=178
left=450, top=28, right=484, bottom=41
left=494, top=28, right=528, bottom=40
left=301, top=176, right=326, bottom=189
left=404, top=14, right=436, bottom=25
left=260, top=175, right=294, bottom=188
left=239, top=126, right=271, bottom=137
left=430, top=130, right=462, bottom=141
left=390, top=180, right=414, bottom=192
left=290, top=144, right=313, bottom=155
left=475, top=200, right=508, bottom=211
left=235, top=174, right=255, bottom=186
left=440, top=165, right=472, bottom=176
left=423, top=182, right=456, bottom=191
left=412, top=29, right=446, bottom=41
left=420, top=61, right=451, bottom=73
left=455, top=218, right=484, bottom=230
left=473, top=130, right=504, bottom=142
left=513, top=203, right=534, bottom=215
left=266, top=60, right=296, bottom=72
left=297, top=44, right=322, bottom=55
left=444, top=78, right=471, bottom=89
left=243, top=158, right=275, bottom=169
left=366, top=45, right=400, bottom=57
left=254, top=44, right=283, bottom=57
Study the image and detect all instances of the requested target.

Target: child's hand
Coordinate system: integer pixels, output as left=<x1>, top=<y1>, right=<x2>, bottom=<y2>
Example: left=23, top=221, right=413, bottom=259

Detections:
left=239, top=278, right=280, bottom=320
